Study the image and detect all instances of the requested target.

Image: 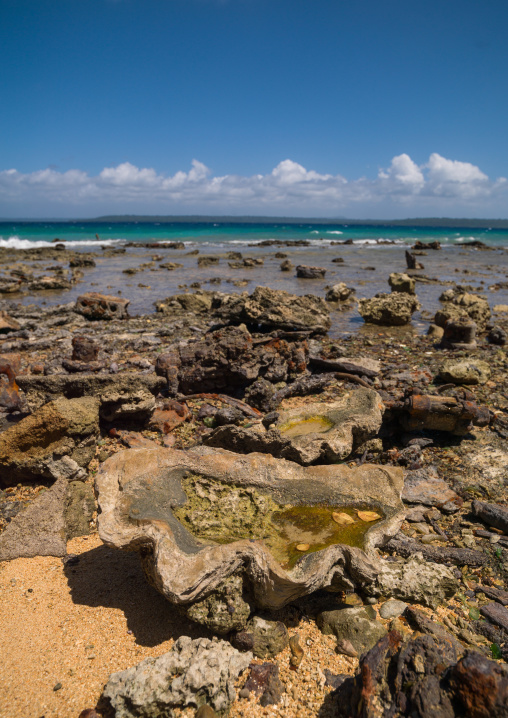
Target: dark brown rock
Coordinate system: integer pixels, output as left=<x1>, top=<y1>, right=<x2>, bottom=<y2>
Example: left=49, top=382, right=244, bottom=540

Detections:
left=480, top=602, right=508, bottom=633
left=71, top=336, right=100, bottom=362
left=75, top=292, right=130, bottom=320
left=242, top=663, right=284, bottom=706
left=155, top=326, right=308, bottom=395
left=296, top=265, right=326, bottom=278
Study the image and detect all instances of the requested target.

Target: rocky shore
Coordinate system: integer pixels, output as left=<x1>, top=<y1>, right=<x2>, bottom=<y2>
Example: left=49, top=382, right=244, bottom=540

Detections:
left=1, top=241, right=508, bottom=718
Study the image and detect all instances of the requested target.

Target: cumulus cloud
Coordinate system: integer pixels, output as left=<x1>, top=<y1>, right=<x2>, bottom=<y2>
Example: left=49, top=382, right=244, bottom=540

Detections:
left=0, top=153, right=506, bottom=216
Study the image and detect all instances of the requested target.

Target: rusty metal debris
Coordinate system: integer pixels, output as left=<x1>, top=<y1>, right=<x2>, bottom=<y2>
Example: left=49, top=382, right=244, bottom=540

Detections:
left=384, top=392, right=490, bottom=436
left=0, top=362, right=22, bottom=412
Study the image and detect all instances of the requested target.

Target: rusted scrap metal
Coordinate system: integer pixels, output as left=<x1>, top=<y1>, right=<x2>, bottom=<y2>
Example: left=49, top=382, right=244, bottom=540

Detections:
left=384, top=392, right=490, bottom=435
left=0, top=362, right=22, bottom=412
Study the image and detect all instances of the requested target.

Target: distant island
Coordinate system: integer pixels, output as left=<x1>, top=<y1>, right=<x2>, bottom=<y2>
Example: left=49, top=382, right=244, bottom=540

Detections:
left=84, top=215, right=508, bottom=229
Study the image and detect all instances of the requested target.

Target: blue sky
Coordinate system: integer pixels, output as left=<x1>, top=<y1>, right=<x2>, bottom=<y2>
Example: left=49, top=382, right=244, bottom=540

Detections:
left=1, top=0, right=507, bottom=218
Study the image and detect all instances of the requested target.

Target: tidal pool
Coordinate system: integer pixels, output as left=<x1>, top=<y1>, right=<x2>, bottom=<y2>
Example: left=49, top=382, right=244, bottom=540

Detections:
left=278, top=415, right=334, bottom=439
left=172, top=475, right=382, bottom=570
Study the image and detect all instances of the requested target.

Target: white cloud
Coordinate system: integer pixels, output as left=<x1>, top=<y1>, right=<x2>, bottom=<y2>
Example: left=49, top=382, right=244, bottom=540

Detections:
left=0, top=153, right=506, bottom=217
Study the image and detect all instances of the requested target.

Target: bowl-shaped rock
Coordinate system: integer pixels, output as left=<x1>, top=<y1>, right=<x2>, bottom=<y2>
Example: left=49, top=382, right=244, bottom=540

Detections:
left=96, top=446, right=404, bottom=610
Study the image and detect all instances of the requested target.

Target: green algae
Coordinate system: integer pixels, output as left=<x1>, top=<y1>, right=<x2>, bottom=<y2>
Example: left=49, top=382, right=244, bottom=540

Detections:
left=278, top=415, right=334, bottom=438
left=173, top=474, right=382, bottom=570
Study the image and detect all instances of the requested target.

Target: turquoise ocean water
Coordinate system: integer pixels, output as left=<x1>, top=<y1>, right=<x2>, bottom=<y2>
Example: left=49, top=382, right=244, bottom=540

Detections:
left=1, top=221, right=507, bottom=249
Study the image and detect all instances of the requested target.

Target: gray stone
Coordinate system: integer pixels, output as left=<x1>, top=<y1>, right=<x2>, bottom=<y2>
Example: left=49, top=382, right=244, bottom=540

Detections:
left=439, top=359, right=491, bottom=385
left=0, top=477, right=68, bottom=560
left=358, top=292, right=420, bottom=325
left=481, top=602, right=508, bottom=633
left=101, top=636, right=252, bottom=718
left=379, top=599, right=408, bottom=619
left=366, top=554, right=459, bottom=609
left=317, top=606, right=387, bottom=654
left=388, top=272, right=415, bottom=294
left=402, top=466, right=462, bottom=510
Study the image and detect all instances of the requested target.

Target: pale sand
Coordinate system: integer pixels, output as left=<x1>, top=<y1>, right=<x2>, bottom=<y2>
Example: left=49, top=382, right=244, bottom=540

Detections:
left=0, top=533, right=356, bottom=718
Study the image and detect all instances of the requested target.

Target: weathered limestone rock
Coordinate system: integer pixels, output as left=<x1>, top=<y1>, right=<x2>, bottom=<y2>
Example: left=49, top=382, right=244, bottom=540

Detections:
left=213, top=286, right=331, bottom=334
left=100, top=387, right=156, bottom=423
left=0, top=396, right=99, bottom=486
left=388, top=272, right=416, bottom=294
left=439, top=317, right=477, bottom=349
left=325, top=283, right=356, bottom=302
left=435, top=291, right=491, bottom=331
left=95, top=446, right=405, bottom=611
left=156, top=290, right=215, bottom=315
left=64, top=480, right=96, bottom=539
left=402, top=466, right=463, bottom=510
left=207, top=388, right=384, bottom=465
left=439, top=358, right=491, bottom=385
left=358, top=292, right=420, bottom=325
left=365, top=554, right=459, bottom=608
left=100, top=636, right=252, bottom=718
left=317, top=606, right=387, bottom=654
left=75, top=292, right=130, bottom=320
left=184, top=574, right=253, bottom=634
left=16, top=373, right=166, bottom=413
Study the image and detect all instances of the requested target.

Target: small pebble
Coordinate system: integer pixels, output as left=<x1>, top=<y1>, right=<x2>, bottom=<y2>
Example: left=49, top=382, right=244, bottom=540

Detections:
left=53, top=682, right=62, bottom=691
left=379, top=599, right=408, bottom=620
left=289, top=633, right=304, bottom=668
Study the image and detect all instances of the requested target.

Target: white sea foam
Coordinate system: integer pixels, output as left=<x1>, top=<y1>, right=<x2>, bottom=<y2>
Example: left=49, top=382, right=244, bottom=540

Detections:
left=0, top=236, right=122, bottom=249
left=327, top=230, right=343, bottom=235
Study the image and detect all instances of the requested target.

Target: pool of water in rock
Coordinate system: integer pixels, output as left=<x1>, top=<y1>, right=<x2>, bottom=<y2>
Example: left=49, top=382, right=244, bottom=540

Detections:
left=167, top=475, right=383, bottom=570
left=278, top=416, right=334, bottom=438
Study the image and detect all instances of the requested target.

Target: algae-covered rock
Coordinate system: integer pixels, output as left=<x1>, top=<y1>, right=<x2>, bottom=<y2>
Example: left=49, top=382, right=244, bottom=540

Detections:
left=439, top=359, right=491, bottom=385
left=325, top=283, right=355, bottom=302
left=214, top=286, right=331, bottom=334
left=435, top=292, right=490, bottom=330
left=100, top=636, right=252, bottom=718
left=358, top=292, right=420, bottom=325
left=234, top=616, right=289, bottom=658
left=317, top=606, right=387, bottom=654
left=0, top=396, right=99, bottom=486
left=184, top=574, right=253, bottom=634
